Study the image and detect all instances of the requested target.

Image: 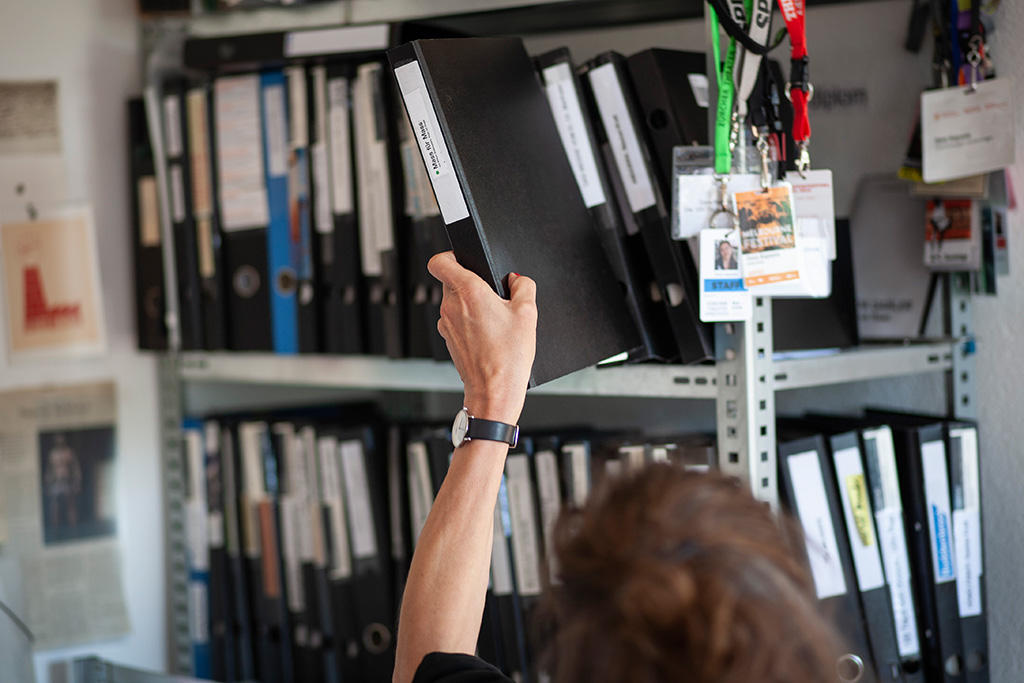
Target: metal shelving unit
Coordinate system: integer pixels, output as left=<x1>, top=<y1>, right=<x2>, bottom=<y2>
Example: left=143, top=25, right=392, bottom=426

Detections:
left=148, top=1, right=980, bottom=673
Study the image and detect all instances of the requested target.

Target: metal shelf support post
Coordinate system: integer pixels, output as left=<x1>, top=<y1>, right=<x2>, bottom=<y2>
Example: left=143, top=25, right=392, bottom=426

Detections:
left=715, top=296, right=778, bottom=508
left=950, top=274, right=977, bottom=421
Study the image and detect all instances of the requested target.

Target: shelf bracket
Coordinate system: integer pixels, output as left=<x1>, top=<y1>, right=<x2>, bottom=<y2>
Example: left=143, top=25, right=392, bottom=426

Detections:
left=715, top=297, right=778, bottom=509
left=949, top=274, right=977, bottom=421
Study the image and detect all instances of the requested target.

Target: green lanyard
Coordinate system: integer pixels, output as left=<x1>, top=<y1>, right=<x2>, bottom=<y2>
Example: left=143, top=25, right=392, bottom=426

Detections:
left=709, top=3, right=743, bottom=175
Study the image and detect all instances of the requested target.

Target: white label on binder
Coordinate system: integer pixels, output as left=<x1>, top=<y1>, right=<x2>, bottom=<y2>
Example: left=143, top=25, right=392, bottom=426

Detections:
left=263, top=83, right=288, bottom=177
left=163, top=94, right=183, bottom=158
left=188, top=583, right=209, bottom=642
left=169, top=163, right=186, bottom=223
left=319, top=437, right=353, bottom=579
left=326, top=77, right=354, bottom=216
left=281, top=498, right=306, bottom=612
left=339, top=439, right=378, bottom=560
left=286, top=67, right=308, bottom=148
left=564, top=443, right=590, bottom=507
left=542, top=62, right=606, bottom=209
left=687, top=73, right=710, bottom=108
left=394, top=60, right=470, bottom=225
left=506, top=455, right=542, bottom=596
left=588, top=62, right=656, bottom=213
left=283, top=24, right=391, bottom=58
left=186, top=499, right=210, bottom=572
left=490, top=501, right=514, bottom=596
left=138, top=176, right=160, bottom=246
left=406, top=442, right=433, bottom=547
left=214, top=75, right=269, bottom=231
left=352, top=66, right=387, bottom=276
left=311, top=142, right=332, bottom=232
left=186, top=89, right=214, bottom=216
left=787, top=451, right=847, bottom=599
left=922, top=439, right=955, bottom=584
left=951, top=427, right=983, bottom=617
left=534, top=449, right=562, bottom=579
left=833, top=447, right=885, bottom=591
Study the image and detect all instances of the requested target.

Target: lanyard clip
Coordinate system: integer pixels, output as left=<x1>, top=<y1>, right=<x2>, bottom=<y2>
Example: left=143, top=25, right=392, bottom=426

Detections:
left=709, top=176, right=739, bottom=233
left=754, top=126, right=772, bottom=191
left=966, top=35, right=984, bottom=92
left=796, top=140, right=810, bottom=178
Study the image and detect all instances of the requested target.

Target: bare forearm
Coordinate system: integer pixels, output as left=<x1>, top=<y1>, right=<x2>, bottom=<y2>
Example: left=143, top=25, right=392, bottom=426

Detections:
left=393, top=438, right=509, bottom=683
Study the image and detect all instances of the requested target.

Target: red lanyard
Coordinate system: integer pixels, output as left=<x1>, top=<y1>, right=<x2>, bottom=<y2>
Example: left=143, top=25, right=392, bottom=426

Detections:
left=777, top=0, right=811, bottom=170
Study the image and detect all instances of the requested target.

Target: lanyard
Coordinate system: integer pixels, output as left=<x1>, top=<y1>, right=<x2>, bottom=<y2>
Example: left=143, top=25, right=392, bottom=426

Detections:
left=710, top=9, right=740, bottom=175
left=776, top=0, right=811, bottom=171
left=733, top=0, right=773, bottom=120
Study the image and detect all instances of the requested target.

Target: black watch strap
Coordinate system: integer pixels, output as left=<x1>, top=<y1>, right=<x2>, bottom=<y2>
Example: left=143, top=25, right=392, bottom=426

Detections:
left=467, top=417, right=519, bottom=448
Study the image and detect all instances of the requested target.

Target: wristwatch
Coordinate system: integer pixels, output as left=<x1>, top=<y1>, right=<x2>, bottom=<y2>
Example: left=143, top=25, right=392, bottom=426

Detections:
left=451, top=407, right=519, bottom=449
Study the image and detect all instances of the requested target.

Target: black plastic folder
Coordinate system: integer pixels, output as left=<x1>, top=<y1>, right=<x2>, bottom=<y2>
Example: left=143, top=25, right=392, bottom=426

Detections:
left=388, top=38, right=640, bottom=387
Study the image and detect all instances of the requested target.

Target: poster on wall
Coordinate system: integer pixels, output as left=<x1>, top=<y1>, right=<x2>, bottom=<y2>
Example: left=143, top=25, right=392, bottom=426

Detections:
left=0, top=205, right=106, bottom=361
left=0, top=381, right=130, bottom=650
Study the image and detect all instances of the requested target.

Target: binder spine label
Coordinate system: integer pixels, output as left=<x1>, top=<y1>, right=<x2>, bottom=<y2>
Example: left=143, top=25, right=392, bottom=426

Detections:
left=950, top=427, right=983, bottom=617
left=786, top=451, right=847, bottom=599
left=281, top=497, right=306, bottom=612
left=834, top=447, right=885, bottom=592
left=326, top=77, right=354, bottom=217
left=339, top=439, right=378, bottom=560
left=189, top=582, right=210, bottom=642
left=587, top=62, right=656, bottom=213
left=311, top=67, right=333, bottom=233
left=263, top=83, right=288, bottom=177
left=542, top=62, right=606, bottom=209
left=534, top=449, right=562, bottom=579
left=186, top=89, right=213, bottom=216
left=169, top=163, right=186, bottom=223
left=163, top=94, right=183, bottom=158
left=317, top=436, right=353, bottom=579
left=506, top=455, right=542, bottom=597
left=407, top=442, right=433, bottom=547
left=138, top=176, right=161, bottom=246
left=214, top=75, right=268, bottom=231
left=490, top=490, right=514, bottom=596
left=563, top=444, right=590, bottom=507
left=921, top=439, right=955, bottom=583
left=394, top=60, right=470, bottom=225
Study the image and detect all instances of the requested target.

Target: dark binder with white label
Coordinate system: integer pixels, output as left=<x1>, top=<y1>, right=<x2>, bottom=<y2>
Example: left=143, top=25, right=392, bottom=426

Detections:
left=186, top=83, right=228, bottom=350
left=285, top=66, right=320, bottom=353
left=945, top=422, right=988, bottom=683
left=214, top=73, right=274, bottom=351
left=505, top=439, right=543, bottom=682
left=579, top=51, right=712, bottom=364
left=202, top=422, right=233, bottom=682
left=828, top=430, right=905, bottom=682
left=491, top=473, right=530, bottom=681
left=388, top=38, right=641, bottom=386
left=128, top=98, right=169, bottom=351
left=535, top=47, right=676, bottom=363
left=163, top=80, right=205, bottom=350
left=778, top=434, right=878, bottom=683
left=182, top=420, right=212, bottom=679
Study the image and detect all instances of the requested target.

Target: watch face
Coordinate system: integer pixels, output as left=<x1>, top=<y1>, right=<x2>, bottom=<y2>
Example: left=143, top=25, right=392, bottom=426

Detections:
left=451, top=408, right=470, bottom=447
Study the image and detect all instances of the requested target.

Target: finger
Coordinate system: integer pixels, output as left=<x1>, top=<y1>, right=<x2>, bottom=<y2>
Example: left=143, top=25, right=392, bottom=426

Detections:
left=508, top=272, right=537, bottom=305
left=427, top=251, right=478, bottom=292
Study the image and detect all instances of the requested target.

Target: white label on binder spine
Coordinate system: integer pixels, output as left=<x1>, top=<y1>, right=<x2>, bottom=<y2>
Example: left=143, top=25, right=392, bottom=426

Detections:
left=687, top=73, right=709, bottom=108
left=542, top=62, right=606, bottom=209
left=339, top=439, right=378, bottom=560
left=950, top=427, right=983, bottom=617
left=787, top=451, right=847, bottom=599
left=317, top=437, right=353, bottom=579
left=490, top=501, right=514, bottom=596
left=506, top=455, right=543, bottom=596
left=263, top=83, right=288, bottom=177
left=286, top=67, right=308, bottom=148
left=189, top=583, right=209, bottom=642
left=406, top=442, right=433, bottom=547
left=169, top=163, right=186, bottom=223
left=534, top=449, right=563, bottom=579
left=833, top=447, right=885, bottom=591
left=186, top=89, right=214, bottom=215
left=214, top=75, right=268, bottom=231
left=922, top=439, right=955, bottom=584
left=163, top=94, right=183, bottom=158
left=326, top=77, right=354, bottom=216
left=394, top=60, right=470, bottom=225
left=564, top=443, right=590, bottom=507
left=588, top=62, right=656, bottom=213
left=281, top=498, right=305, bottom=612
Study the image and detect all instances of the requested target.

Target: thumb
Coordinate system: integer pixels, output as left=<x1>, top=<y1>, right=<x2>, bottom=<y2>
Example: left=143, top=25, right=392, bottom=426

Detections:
left=508, top=272, right=537, bottom=305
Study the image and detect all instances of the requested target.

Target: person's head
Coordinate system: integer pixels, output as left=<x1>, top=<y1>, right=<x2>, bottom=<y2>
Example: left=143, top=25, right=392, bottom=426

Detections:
left=718, top=240, right=734, bottom=262
left=539, top=465, right=843, bottom=683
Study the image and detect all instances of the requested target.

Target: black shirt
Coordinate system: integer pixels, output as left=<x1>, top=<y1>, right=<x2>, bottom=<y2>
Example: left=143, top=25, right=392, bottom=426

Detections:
left=413, top=653, right=512, bottom=683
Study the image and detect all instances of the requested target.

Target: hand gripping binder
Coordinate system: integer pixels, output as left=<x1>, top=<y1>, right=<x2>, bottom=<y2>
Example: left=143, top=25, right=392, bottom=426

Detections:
left=945, top=422, right=988, bottom=683
left=778, top=435, right=878, bottom=683
left=128, top=98, right=169, bottom=351
left=261, top=71, right=300, bottom=355
left=214, top=74, right=274, bottom=351
left=535, top=47, right=676, bottom=363
left=828, top=430, right=905, bottom=682
left=579, top=52, right=712, bottom=364
left=389, top=38, right=641, bottom=386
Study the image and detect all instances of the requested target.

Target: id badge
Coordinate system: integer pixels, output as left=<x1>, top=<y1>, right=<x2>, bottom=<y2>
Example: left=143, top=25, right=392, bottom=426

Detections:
left=672, top=146, right=760, bottom=239
left=921, top=79, right=1015, bottom=183
left=924, top=199, right=982, bottom=270
left=699, top=228, right=751, bottom=322
left=735, top=183, right=802, bottom=289
left=788, top=170, right=836, bottom=261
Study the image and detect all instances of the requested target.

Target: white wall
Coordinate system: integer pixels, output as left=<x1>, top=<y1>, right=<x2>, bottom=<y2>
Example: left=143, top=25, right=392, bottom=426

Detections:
left=0, top=1, right=165, bottom=681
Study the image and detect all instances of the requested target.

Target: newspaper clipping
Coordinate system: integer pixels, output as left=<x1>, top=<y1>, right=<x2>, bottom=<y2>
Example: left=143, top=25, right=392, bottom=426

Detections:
left=0, top=381, right=129, bottom=650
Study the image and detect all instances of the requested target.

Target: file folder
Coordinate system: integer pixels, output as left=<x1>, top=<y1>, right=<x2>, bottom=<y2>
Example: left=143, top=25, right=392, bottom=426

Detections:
left=389, top=38, right=641, bottom=386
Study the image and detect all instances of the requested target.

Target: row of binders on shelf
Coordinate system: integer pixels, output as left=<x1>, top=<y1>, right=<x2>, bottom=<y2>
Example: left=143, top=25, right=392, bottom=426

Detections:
left=131, top=29, right=856, bottom=377
left=179, top=405, right=715, bottom=683
left=778, top=411, right=988, bottom=683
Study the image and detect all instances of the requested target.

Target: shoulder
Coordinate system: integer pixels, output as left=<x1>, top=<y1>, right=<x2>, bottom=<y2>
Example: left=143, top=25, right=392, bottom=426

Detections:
left=413, top=652, right=512, bottom=683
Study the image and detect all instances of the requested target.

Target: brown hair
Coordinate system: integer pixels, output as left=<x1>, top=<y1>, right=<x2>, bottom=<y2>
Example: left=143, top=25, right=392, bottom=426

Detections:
left=538, top=465, right=843, bottom=683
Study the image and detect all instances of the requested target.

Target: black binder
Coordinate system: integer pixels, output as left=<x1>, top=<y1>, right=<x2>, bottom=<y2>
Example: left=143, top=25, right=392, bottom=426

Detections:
left=128, top=98, right=169, bottom=351
left=186, top=83, right=228, bottom=350
left=491, top=474, right=530, bottom=681
left=162, top=79, right=205, bottom=350
left=579, top=52, right=712, bottom=364
left=505, top=439, right=543, bottom=682
left=534, top=47, right=676, bottom=363
left=203, top=422, right=233, bottom=682
left=530, top=435, right=563, bottom=584
left=827, top=429, right=905, bottom=682
left=385, top=426, right=412, bottom=606
left=945, top=422, right=988, bottom=683
left=220, top=425, right=257, bottom=681
left=213, top=73, right=274, bottom=351
left=871, top=413, right=966, bottom=682
left=337, top=428, right=396, bottom=681
left=624, top=48, right=708, bottom=191
left=318, top=63, right=366, bottom=355
left=353, top=61, right=406, bottom=358
left=778, top=434, right=878, bottom=683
